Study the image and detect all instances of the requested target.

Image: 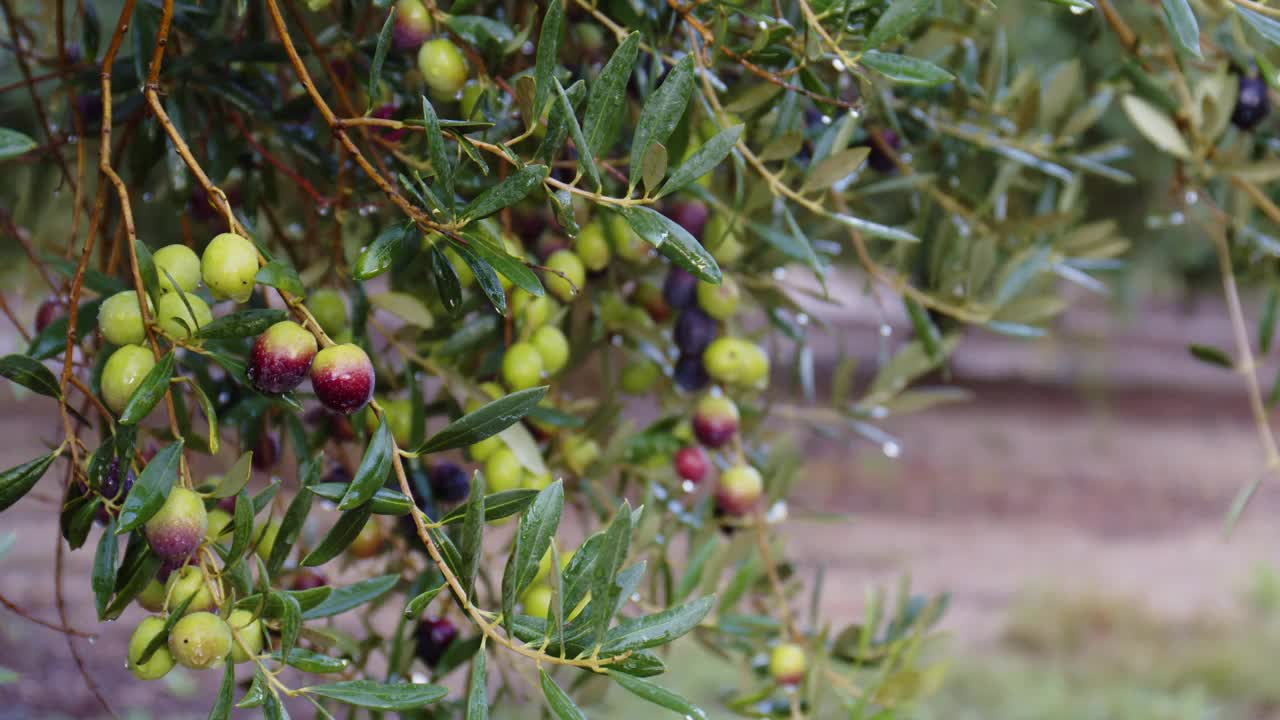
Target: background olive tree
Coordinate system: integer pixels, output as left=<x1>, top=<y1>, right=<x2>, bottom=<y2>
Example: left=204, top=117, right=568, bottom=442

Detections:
left=1, top=0, right=1278, bottom=717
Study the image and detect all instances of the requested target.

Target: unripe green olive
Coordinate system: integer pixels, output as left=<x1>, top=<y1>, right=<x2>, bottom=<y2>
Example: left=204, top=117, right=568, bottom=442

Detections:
left=227, top=609, right=265, bottom=664
left=605, top=213, right=651, bottom=263
left=418, top=38, right=468, bottom=98
left=769, top=642, right=808, bottom=685
left=101, top=344, right=156, bottom=415
left=468, top=435, right=503, bottom=462
left=739, top=343, right=770, bottom=387
left=254, top=519, right=282, bottom=562
left=349, top=518, right=386, bottom=558
left=201, top=232, right=259, bottom=303
left=704, top=214, right=745, bottom=265
left=136, top=578, right=167, bottom=613
left=530, top=325, right=570, bottom=375
left=128, top=615, right=176, bottom=680
left=370, top=397, right=414, bottom=447
left=513, top=290, right=558, bottom=330
left=484, top=447, right=524, bottom=493
left=521, top=585, right=553, bottom=618
left=98, top=291, right=154, bottom=347
left=543, top=250, right=586, bottom=302
left=164, top=565, right=216, bottom=615
left=309, top=288, right=348, bottom=336
left=502, top=342, right=545, bottom=391
left=153, top=244, right=201, bottom=294
left=205, top=508, right=233, bottom=543
left=703, top=337, right=764, bottom=386
left=522, top=470, right=553, bottom=491
left=696, top=275, right=740, bottom=320
left=156, top=291, right=213, bottom=339
left=561, top=435, right=600, bottom=476
left=574, top=221, right=611, bottom=272
left=459, top=80, right=489, bottom=120
left=620, top=360, right=661, bottom=395
left=443, top=246, right=475, bottom=288
left=169, top=611, right=233, bottom=669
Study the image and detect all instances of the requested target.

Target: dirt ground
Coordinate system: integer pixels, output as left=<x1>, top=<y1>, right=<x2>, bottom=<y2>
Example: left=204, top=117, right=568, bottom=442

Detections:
left=4, top=298, right=1280, bottom=717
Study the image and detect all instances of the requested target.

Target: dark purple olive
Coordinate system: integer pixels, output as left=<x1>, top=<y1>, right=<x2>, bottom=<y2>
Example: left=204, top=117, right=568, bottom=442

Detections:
left=867, top=129, right=900, bottom=173
left=663, top=268, right=698, bottom=310
left=674, top=307, right=717, bottom=356
left=414, top=617, right=458, bottom=667
left=674, top=352, right=710, bottom=391
left=1233, top=75, right=1271, bottom=131
left=428, top=462, right=471, bottom=503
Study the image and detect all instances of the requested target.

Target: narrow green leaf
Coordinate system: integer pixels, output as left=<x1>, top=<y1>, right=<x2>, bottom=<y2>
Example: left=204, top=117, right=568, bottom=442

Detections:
left=1189, top=343, right=1233, bottom=369
left=865, top=0, right=931, bottom=50
left=458, top=229, right=545, bottom=296
left=1239, top=6, right=1280, bottom=45
left=212, top=451, right=254, bottom=498
left=311, top=483, right=412, bottom=515
left=423, top=96, right=455, bottom=215
left=429, top=244, right=463, bottom=314
left=607, top=671, right=708, bottom=719
left=831, top=210, right=920, bottom=243
left=904, top=297, right=942, bottom=362
left=354, top=223, right=416, bottom=281
left=0, top=450, right=60, bottom=512
left=223, top=491, right=255, bottom=570
left=255, top=259, right=304, bottom=297
left=533, top=0, right=563, bottom=118
left=583, top=32, right=640, bottom=157
left=429, top=525, right=465, bottom=579
left=272, top=648, right=350, bottom=674
left=301, top=504, right=374, bottom=566
left=118, top=351, right=175, bottom=425
left=1161, top=0, right=1201, bottom=58
left=657, top=125, right=743, bottom=199
left=196, top=309, right=287, bottom=339
left=554, top=77, right=601, bottom=189
left=459, top=471, right=486, bottom=599
left=589, top=502, right=632, bottom=644
left=115, top=440, right=183, bottom=533
left=449, top=241, right=508, bottom=315
left=236, top=585, right=334, bottom=616
left=619, top=206, right=721, bottom=283
left=339, top=418, right=393, bottom=509
left=368, top=6, right=397, bottom=110
left=237, top=669, right=270, bottom=708
left=438, top=488, right=539, bottom=525
left=629, top=55, right=695, bottom=191
left=181, top=379, right=219, bottom=455
left=466, top=648, right=488, bottom=720
left=560, top=531, right=602, bottom=614
left=301, top=574, right=400, bottom=620
left=860, top=50, right=955, bottom=87
left=409, top=386, right=548, bottom=455
left=0, top=354, right=61, bottom=399
left=461, top=165, right=549, bottom=222
left=539, top=669, right=587, bottom=720
left=91, top=519, right=119, bottom=618
left=278, top=592, right=302, bottom=663
left=304, top=680, right=448, bottom=710
left=266, top=486, right=314, bottom=578
left=404, top=581, right=448, bottom=618
left=0, top=127, right=37, bottom=160
left=640, top=142, right=668, bottom=197
left=1263, top=287, right=1279, bottom=354
left=207, top=659, right=235, bottom=720
left=501, top=480, right=565, bottom=635
left=535, top=79, right=585, bottom=163
left=802, top=147, right=871, bottom=193
left=602, top=595, right=715, bottom=654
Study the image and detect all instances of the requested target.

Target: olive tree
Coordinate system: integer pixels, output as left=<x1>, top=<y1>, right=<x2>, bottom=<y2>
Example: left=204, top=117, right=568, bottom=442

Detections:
left=0, top=0, right=1276, bottom=717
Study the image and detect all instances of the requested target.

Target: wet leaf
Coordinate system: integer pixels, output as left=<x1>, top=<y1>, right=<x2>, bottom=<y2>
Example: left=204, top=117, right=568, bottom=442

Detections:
left=0, top=354, right=61, bottom=399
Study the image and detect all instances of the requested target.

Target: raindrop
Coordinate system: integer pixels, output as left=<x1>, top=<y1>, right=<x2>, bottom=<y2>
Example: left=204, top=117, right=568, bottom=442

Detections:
left=1184, top=190, right=1198, bottom=205
left=848, top=107, right=861, bottom=119
left=882, top=441, right=901, bottom=458
left=609, top=335, right=623, bottom=346
left=666, top=500, right=683, bottom=514
left=772, top=267, right=786, bottom=280
left=522, top=42, right=535, bottom=55
left=652, top=485, right=668, bottom=501
left=67, top=135, right=78, bottom=145
left=821, top=114, right=833, bottom=125
left=317, top=205, right=331, bottom=217
left=87, top=636, right=96, bottom=645
left=757, top=20, right=768, bottom=30
left=766, top=501, right=788, bottom=523
left=796, top=313, right=809, bottom=326
left=831, top=59, right=845, bottom=72
left=142, top=192, right=153, bottom=203
left=879, top=323, right=892, bottom=337
left=1169, top=211, right=1185, bottom=225
left=681, top=480, right=696, bottom=494
left=630, top=593, right=641, bottom=602
left=1069, top=3, right=1091, bottom=15
left=870, top=405, right=888, bottom=419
